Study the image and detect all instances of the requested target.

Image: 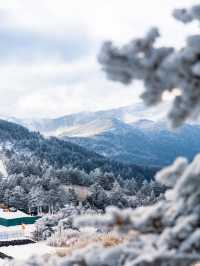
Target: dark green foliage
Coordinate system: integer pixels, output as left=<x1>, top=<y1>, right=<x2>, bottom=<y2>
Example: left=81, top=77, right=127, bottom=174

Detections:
left=0, top=119, right=163, bottom=212
left=0, top=119, right=157, bottom=180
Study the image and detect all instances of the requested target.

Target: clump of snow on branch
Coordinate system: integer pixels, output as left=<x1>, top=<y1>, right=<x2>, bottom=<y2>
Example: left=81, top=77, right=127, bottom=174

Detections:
left=98, top=5, right=200, bottom=128
left=155, top=157, right=188, bottom=187
left=173, top=5, right=200, bottom=23
left=47, top=229, right=80, bottom=247
left=32, top=204, right=99, bottom=241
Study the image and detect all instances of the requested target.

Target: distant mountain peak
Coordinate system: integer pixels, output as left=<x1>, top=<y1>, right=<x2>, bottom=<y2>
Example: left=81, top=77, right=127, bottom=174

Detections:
left=5, top=102, right=169, bottom=138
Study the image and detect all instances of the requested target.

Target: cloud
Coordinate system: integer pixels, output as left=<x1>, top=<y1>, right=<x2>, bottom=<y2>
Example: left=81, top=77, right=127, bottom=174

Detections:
left=0, top=58, right=142, bottom=118
left=0, top=27, right=92, bottom=63
left=1, top=0, right=199, bottom=45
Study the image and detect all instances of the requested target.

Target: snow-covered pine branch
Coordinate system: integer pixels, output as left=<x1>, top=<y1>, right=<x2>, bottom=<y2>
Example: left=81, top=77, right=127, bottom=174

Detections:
left=173, top=5, right=200, bottom=24
left=98, top=5, right=200, bottom=128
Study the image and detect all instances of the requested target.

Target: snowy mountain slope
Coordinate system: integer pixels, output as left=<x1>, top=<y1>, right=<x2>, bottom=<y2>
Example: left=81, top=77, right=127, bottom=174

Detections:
left=0, top=119, right=156, bottom=180
left=6, top=102, right=169, bottom=137
left=3, top=102, right=200, bottom=168
left=58, top=118, right=133, bottom=138
left=63, top=119, right=200, bottom=167
left=0, top=159, right=7, bottom=177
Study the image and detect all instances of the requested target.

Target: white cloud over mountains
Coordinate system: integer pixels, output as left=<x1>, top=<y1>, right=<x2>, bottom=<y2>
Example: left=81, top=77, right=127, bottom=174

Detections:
left=0, top=0, right=198, bottom=118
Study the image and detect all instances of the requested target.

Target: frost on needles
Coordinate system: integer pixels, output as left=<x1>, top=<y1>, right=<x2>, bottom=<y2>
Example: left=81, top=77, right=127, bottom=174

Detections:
left=98, top=5, right=200, bottom=128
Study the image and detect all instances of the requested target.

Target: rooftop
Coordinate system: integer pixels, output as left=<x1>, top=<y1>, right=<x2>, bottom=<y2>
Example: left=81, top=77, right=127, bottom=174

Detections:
left=0, top=209, right=30, bottom=220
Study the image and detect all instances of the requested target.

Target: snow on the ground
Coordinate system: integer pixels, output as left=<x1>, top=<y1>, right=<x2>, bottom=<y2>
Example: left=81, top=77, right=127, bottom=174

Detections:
left=0, top=160, right=7, bottom=178
left=0, top=242, right=55, bottom=260
left=0, top=224, right=35, bottom=241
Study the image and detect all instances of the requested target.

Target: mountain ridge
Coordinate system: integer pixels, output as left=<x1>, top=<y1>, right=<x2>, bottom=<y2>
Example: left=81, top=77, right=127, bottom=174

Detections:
left=1, top=103, right=200, bottom=168
left=2, top=102, right=168, bottom=137
left=61, top=118, right=200, bottom=167
left=0, top=119, right=156, bottom=180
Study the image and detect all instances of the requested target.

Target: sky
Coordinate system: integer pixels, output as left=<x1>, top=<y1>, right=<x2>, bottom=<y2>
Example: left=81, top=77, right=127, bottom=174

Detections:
left=0, top=0, right=199, bottom=119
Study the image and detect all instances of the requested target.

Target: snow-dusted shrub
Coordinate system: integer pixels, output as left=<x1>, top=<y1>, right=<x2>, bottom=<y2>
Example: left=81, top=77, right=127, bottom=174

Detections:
left=32, top=207, right=75, bottom=241
left=32, top=216, right=59, bottom=241
left=32, top=206, right=78, bottom=241
left=53, top=230, right=126, bottom=258
left=32, top=204, right=99, bottom=241
left=47, top=229, right=80, bottom=247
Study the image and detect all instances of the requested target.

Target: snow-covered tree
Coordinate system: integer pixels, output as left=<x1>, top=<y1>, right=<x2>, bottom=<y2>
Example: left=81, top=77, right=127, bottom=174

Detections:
left=91, top=168, right=115, bottom=190
left=88, top=183, right=110, bottom=209
left=8, top=185, right=26, bottom=209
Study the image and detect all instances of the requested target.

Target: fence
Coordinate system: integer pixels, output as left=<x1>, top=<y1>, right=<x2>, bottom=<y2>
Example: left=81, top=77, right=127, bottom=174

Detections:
left=0, top=230, right=31, bottom=241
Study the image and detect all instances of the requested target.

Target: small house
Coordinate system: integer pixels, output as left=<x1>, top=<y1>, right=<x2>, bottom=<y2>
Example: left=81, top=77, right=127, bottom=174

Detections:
left=0, top=207, right=40, bottom=241
left=0, top=208, right=39, bottom=227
